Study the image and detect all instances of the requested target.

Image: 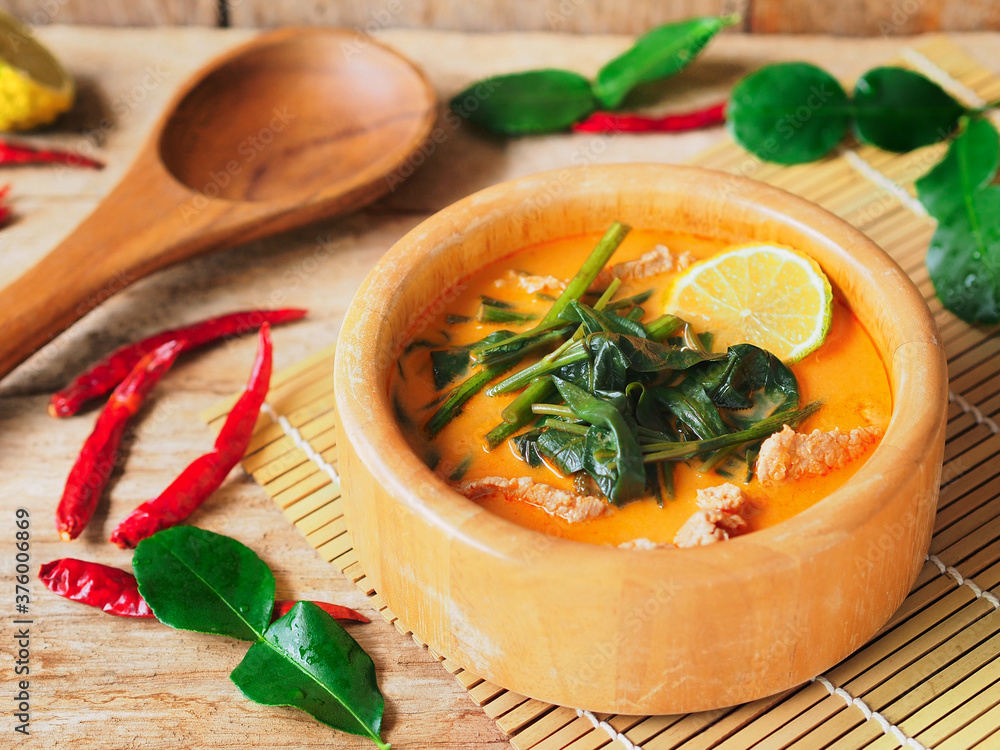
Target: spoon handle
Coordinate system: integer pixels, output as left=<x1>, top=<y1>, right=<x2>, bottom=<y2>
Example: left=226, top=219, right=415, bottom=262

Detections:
left=0, top=151, right=239, bottom=381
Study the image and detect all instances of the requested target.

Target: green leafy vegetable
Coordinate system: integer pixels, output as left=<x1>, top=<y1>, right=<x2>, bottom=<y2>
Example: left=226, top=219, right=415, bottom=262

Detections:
left=511, top=430, right=546, bottom=467
left=560, top=300, right=648, bottom=338
left=536, top=427, right=589, bottom=475
left=426, top=327, right=569, bottom=437
left=232, top=602, right=388, bottom=750
left=412, top=220, right=821, bottom=512
left=553, top=378, right=645, bottom=504
left=727, top=62, right=851, bottom=163
left=540, top=222, right=632, bottom=326
left=726, top=59, right=998, bottom=323
left=430, top=348, right=471, bottom=390
left=450, top=17, right=733, bottom=134
left=641, top=402, right=821, bottom=462
left=451, top=69, right=597, bottom=135
left=916, top=117, right=1000, bottom=324
left=697, top=343, right=800, bottom=426
left=134, top=528, right=388, bottom=749
left=592, top=15, right=739, bottom=109
left=590, top=333, right=722, bottom=373
left=133, top=526, right=274, bottom=641
left=477, top=302, right=537, bottom=324
left=653, top=379, right=728, bottom=440
left=853, top=67, right=965, bottom=152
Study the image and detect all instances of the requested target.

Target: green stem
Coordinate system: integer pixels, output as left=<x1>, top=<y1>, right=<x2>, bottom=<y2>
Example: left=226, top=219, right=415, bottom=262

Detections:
left=697, top=444, right=738, bottom=473
left=477, top=304, right=537, bottom=324
left=486, top=341, right=587, bottom=396
left=501, top=377, right=556, bottom=424
left=426, top=330, right=567, bottom=436
left=484, top=377, right=558, bottom=450
left=470, top=320, right=562, bottom=361
left=592, top=277, right=622, bottom=311
left=641, top=402, right=821, bottom=462
left=426, top=367, right=502, bottom=437
left=485, top=419, right=530, bottom=450
left=681, top=322, right=707, bottom=353
left=604, top=289, right=653, bottom=311
left=540, top=221, right=631, bottom=326
left=646, top=314, right=684, bottom=342
left=531, top=404, right=578, bottom=419
left=541, top=418, right=590, bottom=436
left=473, top=222, right=630, bottom=361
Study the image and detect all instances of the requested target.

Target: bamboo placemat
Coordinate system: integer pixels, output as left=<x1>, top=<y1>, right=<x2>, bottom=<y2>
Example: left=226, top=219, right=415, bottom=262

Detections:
left=203, top=37, right=1000, bottom=750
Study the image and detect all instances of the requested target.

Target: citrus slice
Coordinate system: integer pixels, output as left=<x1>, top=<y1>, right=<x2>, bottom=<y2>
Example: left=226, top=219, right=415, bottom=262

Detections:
left=0, top=11, right=74, bottom=131
left=664, top=243, right=833, bottom=362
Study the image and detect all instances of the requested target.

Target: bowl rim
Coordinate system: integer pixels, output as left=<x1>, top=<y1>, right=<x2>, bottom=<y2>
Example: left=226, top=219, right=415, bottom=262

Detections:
left=335, top=162, right=946, bottom=575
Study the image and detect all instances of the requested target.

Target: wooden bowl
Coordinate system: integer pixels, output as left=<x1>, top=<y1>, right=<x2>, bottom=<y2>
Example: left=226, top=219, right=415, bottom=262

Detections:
left=335, top=164, right=947, bottom=715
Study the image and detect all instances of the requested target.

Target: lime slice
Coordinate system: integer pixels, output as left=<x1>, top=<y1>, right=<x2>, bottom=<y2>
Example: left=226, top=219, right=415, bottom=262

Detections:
left=0, top=11, right=74, bottom=131
left=664, top=243, right=833, bottom=362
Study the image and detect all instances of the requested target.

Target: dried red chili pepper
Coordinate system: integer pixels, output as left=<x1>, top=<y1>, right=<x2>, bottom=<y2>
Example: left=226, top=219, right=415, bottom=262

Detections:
left=40, top=558, right=367, bottom=623
left=49, top=308, right=306, bottom=418
left=271, top=600, right=369, bottom=623
left=56, top=341, right=182, bottom=542
left=0, top=184, right=10, bottom=227
left=39, top=558, right=153, bottom=618
left=572, top=101, right=727, bottom=133
left=0, top=139, right=103, bottom=169
left=109, top=325, right=273, bottom=549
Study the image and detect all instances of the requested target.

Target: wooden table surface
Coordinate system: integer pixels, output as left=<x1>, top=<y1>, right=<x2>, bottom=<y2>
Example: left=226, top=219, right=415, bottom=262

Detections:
left=2, top=25, right=996, bottom=750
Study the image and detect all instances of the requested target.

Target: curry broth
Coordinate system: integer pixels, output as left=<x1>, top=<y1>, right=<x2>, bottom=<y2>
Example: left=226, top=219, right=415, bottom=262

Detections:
left=390, top=229, right=892, bottom=546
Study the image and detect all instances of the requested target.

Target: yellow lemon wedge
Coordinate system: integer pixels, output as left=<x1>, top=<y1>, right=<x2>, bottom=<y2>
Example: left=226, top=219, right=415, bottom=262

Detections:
left=0, top=11, right=74, bottom=131
left=664, top=243, right=833, bottom=362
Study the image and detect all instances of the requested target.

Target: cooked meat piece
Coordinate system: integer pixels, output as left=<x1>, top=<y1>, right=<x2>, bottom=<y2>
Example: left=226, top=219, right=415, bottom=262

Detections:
left=673, top=483, right=749, bottom=548
left=459, top=476, right=610, bottom=523
left=755, top=424, right=883, bottom=486
left=695, top=482, right=747, bottom=513
left=592, top=244, right=692, bottom=288
left=673, top=509, right=747, bottom=548
left=618, top=537, right=674, bottom=550
left=502, top=270, right=567, bottom=294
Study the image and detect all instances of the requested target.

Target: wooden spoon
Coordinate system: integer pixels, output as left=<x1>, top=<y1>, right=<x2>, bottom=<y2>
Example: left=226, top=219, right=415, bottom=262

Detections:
left=0, top=27, right=436, bottom=379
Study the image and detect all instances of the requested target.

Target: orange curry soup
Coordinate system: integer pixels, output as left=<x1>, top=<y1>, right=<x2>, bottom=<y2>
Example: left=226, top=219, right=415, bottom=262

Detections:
left=389, top=229, right=892, bottom=546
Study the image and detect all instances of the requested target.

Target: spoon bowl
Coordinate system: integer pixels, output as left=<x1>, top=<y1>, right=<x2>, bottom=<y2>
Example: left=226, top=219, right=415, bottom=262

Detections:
left=0, top=27, right=436, bottom=378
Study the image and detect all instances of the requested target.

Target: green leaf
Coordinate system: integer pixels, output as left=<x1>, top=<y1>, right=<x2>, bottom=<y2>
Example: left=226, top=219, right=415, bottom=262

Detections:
left=450, top=69, right=596, bottom=135
left=592, top=15, right=739, bottom=110
left=560, top=301, right=649, bottom=338
left=536, top=428, right=588, bottom=475
left=511, top=429, right=546, bottom=467
left=853, top=67, right=966, bottom=152
left=916, top=118, right=1000, bottom=324
left=642, top=402, right=822, bottom=462
left=917, top=116, right=1000, bottom=219
left=231, top=602, right=388, bottom=750
left=587, top=333, right=723, bottom=373
left=653, top=379, right=728, bottom=440
left=430, top=348, right=471, bottom=390
left=553, top=378, right=645, bottom=504
left=626, top=382, right=670, bottom=433
left=697, top=343, right=801, bottom=427
left=477, top=303, right=537, bottom=325
left=134, top=527, right=275, bottom=641
left=727, top=62, right=852, bottom=164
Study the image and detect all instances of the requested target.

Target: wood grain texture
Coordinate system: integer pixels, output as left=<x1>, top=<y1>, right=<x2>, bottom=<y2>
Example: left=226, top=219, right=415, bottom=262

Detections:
left=11, top=0, right=995, bottom=35
left=2, top=24, right=998, bottom=750
left=3, top=0, right=218, bottom=26
left=226, top=0, right=746, bottom=34
left=335, top=162, right=947, bottom=715
left=751, top=0, right=1000, bottom=35
left=0, top=26, right=436, bottom=381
